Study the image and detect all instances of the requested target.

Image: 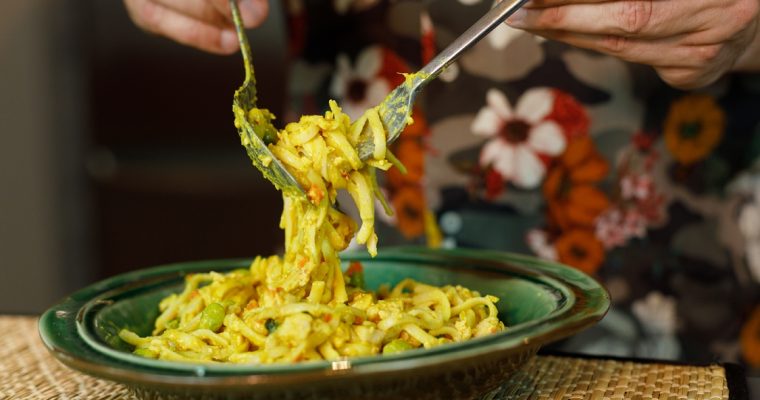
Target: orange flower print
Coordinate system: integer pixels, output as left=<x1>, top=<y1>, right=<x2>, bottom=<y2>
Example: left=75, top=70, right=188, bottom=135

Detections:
left=555, top=229, right=606, bottom=275
left=663, top=94, right=725, bottom=166
left=384, top=108, right=430, bottom=241
left=740, top=305, right=760, bottom=367
left=543, top=137, right=610, bottom=230
left=386, top=138, right=425, bottom=188
left=392, top=186, right=426, bottom=238
left=401, top=108, right=429, bottom=138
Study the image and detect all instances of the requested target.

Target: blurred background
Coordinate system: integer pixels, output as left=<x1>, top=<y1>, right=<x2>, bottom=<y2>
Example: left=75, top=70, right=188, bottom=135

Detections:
left=0, top=0, right=287, bottom=313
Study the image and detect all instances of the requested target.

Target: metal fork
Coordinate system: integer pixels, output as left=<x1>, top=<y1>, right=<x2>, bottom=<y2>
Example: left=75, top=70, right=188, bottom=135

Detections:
left=230, top=0, right=529, bottom=197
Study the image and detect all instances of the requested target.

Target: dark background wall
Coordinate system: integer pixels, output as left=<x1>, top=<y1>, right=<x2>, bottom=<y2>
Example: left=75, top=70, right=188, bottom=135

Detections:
left=0, top=0, right=287, bottom=313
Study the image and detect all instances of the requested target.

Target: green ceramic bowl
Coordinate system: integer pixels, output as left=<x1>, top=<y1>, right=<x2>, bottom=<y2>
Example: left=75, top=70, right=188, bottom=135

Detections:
left=39, top=247, right=609, bottom=400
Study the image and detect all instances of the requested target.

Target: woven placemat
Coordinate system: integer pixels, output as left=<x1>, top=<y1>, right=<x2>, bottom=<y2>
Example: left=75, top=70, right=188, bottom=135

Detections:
left=0, top=316, right=733, bottom=400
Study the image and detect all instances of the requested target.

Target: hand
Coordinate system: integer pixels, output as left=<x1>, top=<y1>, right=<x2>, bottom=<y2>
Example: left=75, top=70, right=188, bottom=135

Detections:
left=124, top=0, right=269, bottom=54
left=506, top=0, right=760, bottom=89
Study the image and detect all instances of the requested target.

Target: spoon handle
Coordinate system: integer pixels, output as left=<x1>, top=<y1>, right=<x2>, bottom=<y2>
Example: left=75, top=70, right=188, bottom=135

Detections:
left=229, top=0, right=255, bottom=84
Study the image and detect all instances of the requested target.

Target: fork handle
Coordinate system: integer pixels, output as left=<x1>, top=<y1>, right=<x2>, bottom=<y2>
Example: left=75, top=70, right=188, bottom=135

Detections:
left=419, top=0, right=530, bottom=83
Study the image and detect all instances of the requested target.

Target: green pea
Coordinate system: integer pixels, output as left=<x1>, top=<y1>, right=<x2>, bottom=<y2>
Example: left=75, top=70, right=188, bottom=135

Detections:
left=134, top=348, right=158, bottom=359
left=349, top=271, right=365, bottom=289
left=199, top=303, right=226, bottom=332
left=382, top=339, right=414, bottom=355
left=248, top=109, right=278, bottom=145
left=262, top=128, right=278, bottom=145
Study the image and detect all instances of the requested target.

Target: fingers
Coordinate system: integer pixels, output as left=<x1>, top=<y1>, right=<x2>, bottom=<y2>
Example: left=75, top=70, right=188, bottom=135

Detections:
left=508, top=0, right=707, bottom=39
left=125, top=0, right=239, bottom=54
left=655, top=67, right=718, bottom=89
left=505, top=0, right=760, bottom=88
left=152, top=0, right=229, bottom=26
left=532, top=30, right=733, bottom=88
left=523, top=0, right=609, bottom=7
left=125, top=0, right=270, bottom=54
left=535, top=31, right=720, bottom=67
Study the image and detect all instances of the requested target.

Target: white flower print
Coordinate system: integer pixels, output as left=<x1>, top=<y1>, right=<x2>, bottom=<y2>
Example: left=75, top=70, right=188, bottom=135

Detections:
left=420, top=9, right=433, bottom=36
left=631, top=292, right=682, bottom=359
left=595, top=208, right=648, bottom=249
left=738, top=193, right=760, bottom=283
left=632, top=291, right=678, bottom=336
left=471, top=88, right=565, bottom=189
left=439, top=62, right=460, bottom=82
left=621, top=174, right=655, bottom=201
left=488, top=23, right=524, bottom=49
left=594, top=209, right=629, bottom=249
left=526, top=229, right=557, bottom=261
left=727, top=168, right=760, bottom=283
left=330, top=46, right=390, bottom=120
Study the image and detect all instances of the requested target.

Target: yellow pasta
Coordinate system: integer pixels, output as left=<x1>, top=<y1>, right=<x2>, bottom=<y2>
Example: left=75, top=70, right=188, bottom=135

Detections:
left=120, top=101, right=505, bottom=364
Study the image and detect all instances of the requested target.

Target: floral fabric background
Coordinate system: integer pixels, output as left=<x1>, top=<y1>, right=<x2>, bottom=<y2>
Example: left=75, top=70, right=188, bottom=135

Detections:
left=283, top=0, right=760, bottom=369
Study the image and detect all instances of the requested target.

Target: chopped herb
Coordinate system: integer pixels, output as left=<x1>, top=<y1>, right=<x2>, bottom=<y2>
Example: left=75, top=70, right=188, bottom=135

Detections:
left=346, top=261, right=365, bottom=289
left=265, top=318, right=278, bottom=334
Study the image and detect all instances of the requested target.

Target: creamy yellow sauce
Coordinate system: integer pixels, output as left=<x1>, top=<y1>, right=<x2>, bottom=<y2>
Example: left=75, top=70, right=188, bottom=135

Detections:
left=120, top=100, right=504, bottom=364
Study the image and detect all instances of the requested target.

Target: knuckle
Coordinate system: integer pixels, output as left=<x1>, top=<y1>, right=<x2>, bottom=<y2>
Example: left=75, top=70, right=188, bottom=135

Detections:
left=535, top=7, right=565, bottom=28
left=547, top=7, right=565, bottom=26
left=180, top=24, right=205, bottom=47
left=600, top=35, right=629, bottom=54
left=693, top=45, right=722, bottom=64
left=618, top=0, right=653, bottom=35
left=210, top=0, right=231, bottom=14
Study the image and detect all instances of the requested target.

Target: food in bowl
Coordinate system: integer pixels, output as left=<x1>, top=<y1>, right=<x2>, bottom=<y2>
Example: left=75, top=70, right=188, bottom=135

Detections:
left=119, top=101, right=505, bottom=364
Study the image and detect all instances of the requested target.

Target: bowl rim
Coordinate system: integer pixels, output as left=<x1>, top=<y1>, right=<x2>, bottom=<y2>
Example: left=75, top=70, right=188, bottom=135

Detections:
left=39, top=247, right=609, bottom=389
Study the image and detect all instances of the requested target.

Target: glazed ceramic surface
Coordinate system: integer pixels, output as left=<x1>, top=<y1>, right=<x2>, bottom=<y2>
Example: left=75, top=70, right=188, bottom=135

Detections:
left=39, top=247, right=609, bottom=400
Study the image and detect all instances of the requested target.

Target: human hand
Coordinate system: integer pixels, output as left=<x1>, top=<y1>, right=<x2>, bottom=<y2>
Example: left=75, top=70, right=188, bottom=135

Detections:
left=506, top=0, right=760, bottom=88
left=124, top=0, right=269, bottom=54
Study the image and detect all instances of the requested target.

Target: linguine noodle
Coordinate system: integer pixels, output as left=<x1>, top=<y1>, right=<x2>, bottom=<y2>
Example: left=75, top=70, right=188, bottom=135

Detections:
left=119, top=101, right=505, bottom=364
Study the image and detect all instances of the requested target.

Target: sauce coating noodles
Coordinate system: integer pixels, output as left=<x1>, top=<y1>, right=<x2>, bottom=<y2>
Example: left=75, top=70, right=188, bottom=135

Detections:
left=120, top=101, right=505, bottom=363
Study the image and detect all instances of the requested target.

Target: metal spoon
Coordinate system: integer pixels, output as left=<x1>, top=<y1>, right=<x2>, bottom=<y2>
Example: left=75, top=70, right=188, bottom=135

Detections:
left=230, top=0, right=529, bottom=197
left=230, top=0, right=305, bottom=198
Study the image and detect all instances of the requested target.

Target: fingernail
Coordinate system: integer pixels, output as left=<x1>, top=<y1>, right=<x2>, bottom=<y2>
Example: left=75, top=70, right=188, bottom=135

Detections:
left=506, top=9, right=527, bottom=28
left=238, top=0, right=263, bottom=27
left=221, top=30, right=239, bottom=53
